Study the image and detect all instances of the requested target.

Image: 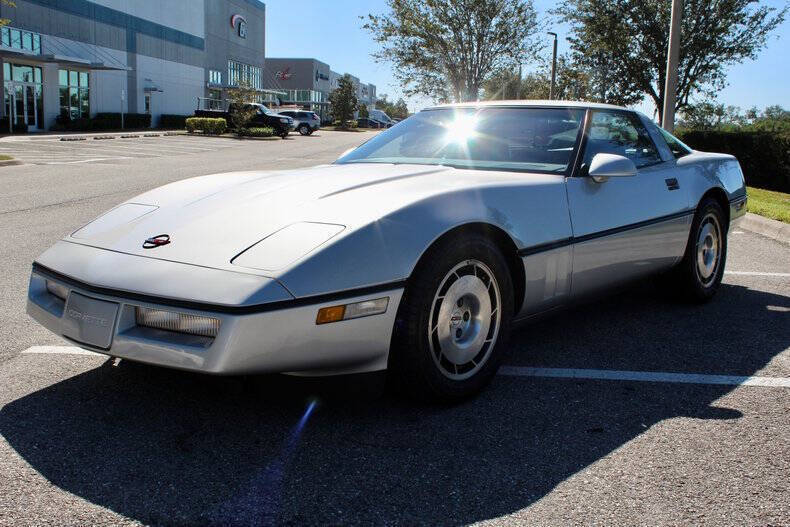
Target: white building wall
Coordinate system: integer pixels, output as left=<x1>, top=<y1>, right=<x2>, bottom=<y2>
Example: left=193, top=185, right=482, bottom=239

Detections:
left=135, top=54, right=204, bottom=117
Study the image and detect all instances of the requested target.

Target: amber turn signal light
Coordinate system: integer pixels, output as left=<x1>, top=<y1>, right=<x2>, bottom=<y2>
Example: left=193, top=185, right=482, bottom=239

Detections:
left=316, top=305, right=346, bottom=324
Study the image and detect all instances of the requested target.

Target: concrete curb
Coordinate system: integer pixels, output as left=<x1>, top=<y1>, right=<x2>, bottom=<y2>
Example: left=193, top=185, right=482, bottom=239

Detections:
left=0, top=159, right=22, bottom=167
left=739, top=212, right=790, bottom=245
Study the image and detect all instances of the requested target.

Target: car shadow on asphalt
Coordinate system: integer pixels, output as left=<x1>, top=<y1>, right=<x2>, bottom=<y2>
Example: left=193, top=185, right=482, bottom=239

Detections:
left=1, top=282, right=788, bottom=525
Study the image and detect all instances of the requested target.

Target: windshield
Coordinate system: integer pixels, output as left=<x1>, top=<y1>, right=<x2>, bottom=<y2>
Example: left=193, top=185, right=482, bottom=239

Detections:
left=336, top=107, right=585, bottom=173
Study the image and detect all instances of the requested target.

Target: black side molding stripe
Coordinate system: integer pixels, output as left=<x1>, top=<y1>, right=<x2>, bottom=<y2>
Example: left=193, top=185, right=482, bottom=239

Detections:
left=517, top=210, right=694, bottom=257
left=32, top=262, right=407, bottom=315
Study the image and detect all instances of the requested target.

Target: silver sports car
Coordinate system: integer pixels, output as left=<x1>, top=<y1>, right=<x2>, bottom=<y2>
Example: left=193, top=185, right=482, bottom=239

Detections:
left=27, top=101, right=747, bottom=400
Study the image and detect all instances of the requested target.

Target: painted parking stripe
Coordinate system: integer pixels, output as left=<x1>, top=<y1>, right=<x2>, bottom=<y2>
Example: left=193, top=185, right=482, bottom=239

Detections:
left=19, top=347, right=790, bottom=388
left=725, top=271, right=790, bottom=277
left=22, top=346, right=103, bottom=357
left=498, top=366, right=790, bottom=388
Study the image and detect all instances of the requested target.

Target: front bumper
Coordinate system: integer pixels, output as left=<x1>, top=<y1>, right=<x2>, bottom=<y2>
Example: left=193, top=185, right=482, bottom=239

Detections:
left=27, top=266, right=404, bottom=376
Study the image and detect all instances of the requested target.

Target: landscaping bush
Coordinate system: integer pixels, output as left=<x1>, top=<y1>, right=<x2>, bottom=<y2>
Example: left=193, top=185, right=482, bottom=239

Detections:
left=158, top=114, right=189, bottom=129
left=185, top=117, right=227, bottom=135
left=236, top=127, right=275, bottom=137
left=0, top=117, right=30, bottom=134
left=92, top=113, right=151, bottom=129
left=676, top=130, right=790, bottom=193
left=332, top=119, right=358, bottom=129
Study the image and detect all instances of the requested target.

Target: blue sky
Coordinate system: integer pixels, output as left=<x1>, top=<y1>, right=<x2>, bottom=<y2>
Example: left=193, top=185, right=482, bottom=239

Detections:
left=264, top=0, right=789, bottom=114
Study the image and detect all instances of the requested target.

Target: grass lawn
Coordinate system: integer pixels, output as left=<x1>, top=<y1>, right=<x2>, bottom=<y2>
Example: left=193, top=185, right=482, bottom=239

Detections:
left=747, top=186, right=790, bottom=223
left=0, top=154, right=13, bottom=161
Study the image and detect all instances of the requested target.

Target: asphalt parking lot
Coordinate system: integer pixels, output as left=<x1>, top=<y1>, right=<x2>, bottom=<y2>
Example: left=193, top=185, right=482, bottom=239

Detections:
left=0, top=133, right=282, bottom=165
left=0, top=133, right=788, bottom=525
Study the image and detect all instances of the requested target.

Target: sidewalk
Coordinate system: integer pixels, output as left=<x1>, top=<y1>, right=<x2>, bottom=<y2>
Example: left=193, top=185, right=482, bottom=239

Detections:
left=0, top=130, right=185, bottom=142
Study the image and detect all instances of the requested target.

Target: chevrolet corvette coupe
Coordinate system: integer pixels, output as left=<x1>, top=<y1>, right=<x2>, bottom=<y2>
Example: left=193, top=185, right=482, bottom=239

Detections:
left=27, top=101, right=747, bottom=400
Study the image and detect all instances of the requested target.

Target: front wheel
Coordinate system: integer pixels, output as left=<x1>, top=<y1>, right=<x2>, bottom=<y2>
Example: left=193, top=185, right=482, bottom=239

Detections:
left=669, top=198, right=727, bottom=302
left=389, top=234, right=513, bottom=402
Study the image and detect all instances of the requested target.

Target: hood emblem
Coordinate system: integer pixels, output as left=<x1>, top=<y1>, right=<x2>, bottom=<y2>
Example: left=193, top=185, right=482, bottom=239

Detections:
left=143, top=234, right=170, bottom=249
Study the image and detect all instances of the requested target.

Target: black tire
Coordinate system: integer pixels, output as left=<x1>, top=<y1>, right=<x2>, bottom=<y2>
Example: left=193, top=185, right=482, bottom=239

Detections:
left=298, top=124, right=310, bottom=136
left=389, top=233, right=514, bottom=402
left=670, top=197, right=728, bottom=302
left=280, top=132, right=288, bottom=139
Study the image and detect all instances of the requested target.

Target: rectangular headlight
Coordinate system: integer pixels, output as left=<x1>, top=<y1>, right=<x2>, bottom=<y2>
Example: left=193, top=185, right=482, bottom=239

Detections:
left=46, top=280, right=70, bottom=301
left=135, top=307, right=220, bottom=338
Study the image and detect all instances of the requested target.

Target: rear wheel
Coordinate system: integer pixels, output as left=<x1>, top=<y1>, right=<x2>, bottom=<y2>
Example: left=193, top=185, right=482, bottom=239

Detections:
left=298, top=124, right=310, bottom=136
left=670, top=197, right=727, bottom=302
left=390, top=234, right=513, bottom=402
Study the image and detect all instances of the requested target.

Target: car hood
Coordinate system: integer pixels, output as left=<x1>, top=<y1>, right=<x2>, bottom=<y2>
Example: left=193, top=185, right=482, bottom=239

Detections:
left=65, top=163, right=469, bottom=273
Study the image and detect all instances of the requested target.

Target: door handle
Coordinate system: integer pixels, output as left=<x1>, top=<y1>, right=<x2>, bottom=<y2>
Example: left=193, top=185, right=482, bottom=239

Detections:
left=665, top=178, right=680, bottom=191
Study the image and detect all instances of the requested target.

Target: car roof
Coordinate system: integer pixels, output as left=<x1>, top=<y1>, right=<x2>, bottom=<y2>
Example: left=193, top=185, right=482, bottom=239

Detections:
left=425, top=100, right=628, bottom=111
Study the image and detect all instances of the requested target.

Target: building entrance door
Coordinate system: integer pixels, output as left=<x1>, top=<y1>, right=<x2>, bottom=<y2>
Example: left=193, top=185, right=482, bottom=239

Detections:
left=5, top=81, right=42, bottom=131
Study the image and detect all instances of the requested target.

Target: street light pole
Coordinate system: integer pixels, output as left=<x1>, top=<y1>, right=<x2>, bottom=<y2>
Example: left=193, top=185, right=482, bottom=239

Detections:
left=547, top=32, right=558, bottom=100
left=662, top=0, right=683, bottom=131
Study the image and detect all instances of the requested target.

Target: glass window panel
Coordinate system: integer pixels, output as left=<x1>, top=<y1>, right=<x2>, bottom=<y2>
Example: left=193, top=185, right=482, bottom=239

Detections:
left=1, top=27, right=9, bottom=47
left=79, top=72, right=88, bottom=87
left=59, top=87, right=69, bottom=116
left=59, top=69, right=68, bottom=86
left=35, top=85, right=43, bottom=127
left=10, top=29, right=20, bottom=49
left=22, top=31, right=32, bottom=50
left=32, top=34, right=40, bottom=54
left=69, top=71, right=78, bottom=87
left=80, top=88, right=89, bottom=117
left=584, top=111, right=661, bottom=168
left=3, top=62, right=9, bottom=80
left=69, top=87, right=78, bottom=119
left=34, top=67, right=41, bottom=84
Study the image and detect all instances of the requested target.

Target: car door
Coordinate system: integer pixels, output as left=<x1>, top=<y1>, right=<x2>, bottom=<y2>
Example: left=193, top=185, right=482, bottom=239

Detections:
left=565, top=109, right=691, bottom=298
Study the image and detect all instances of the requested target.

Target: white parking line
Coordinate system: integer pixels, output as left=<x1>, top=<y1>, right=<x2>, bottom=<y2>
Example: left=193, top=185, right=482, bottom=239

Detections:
left=498, top=366, right=790, bottom=388
left=725, top=271, right=790, bottom=277
left=22, top=346, right=103, bottom=357
left=19, top=347, right=790, bottom=388
left=43, top=157, right=133, bottom=164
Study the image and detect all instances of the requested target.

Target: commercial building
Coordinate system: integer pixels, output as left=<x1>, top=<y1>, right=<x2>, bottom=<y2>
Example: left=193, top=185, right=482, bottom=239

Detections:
left=0, top=0, right=270, bottom=131
left=265, top=57, right=376, bottom=122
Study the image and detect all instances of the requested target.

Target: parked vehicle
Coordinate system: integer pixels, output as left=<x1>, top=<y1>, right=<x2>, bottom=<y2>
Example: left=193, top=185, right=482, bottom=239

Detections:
left=277, top=110, right=320, bottom=135
left=27, top=101, right=746, bottom=402
left=195, top=102, right=294, bottom=138
left=357, top=118, right=381, bottom=129
left=370, top=109, right=394, bottom=128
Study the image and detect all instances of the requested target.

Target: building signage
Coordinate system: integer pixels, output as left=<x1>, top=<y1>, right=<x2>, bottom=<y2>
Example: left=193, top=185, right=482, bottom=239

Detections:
left=230, top=14, right=247, bottom=38
left=277, top=67, right=293, bottom=80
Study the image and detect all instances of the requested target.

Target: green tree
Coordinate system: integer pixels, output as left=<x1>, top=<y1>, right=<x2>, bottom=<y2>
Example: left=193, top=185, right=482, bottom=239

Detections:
left=375, top=94, right=410, bottom=120
left=329, top=74, right=359, bottom=128
left=363, top=0, right=542, bottom=102
left=226, top=81, right=259, bottom=131
left=482, top=55, right=595, bottom=102
left=358, top=104, right=369, bottom=119
left=554, top=0, right=788, bottom=117
left=0, top=0, right=16, bottom=28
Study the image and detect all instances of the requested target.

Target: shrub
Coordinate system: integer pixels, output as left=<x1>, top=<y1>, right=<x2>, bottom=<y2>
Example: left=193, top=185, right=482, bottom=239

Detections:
left=236, top=127, right=275, bottom=137
left=185, top=117, right=227, bottom=135
left=93, top=113, right=151, bottom=129
left=0, top=117, right=28, bottom=134
left=676, top=130, right=790, bottom=193
left=158, top=114, right=189, bottom=129
left=332, top=119, right=358, bottom=129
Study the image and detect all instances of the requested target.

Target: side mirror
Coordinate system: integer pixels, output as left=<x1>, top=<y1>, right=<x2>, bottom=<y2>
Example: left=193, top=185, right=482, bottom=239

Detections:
left=588, top=153, right=637, bottom=183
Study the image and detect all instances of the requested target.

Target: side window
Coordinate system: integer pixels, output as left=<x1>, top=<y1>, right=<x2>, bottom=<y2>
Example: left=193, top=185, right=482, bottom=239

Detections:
left=658, top=127, right=692, bottom=159
left=583, top=111, right=662, bottom=169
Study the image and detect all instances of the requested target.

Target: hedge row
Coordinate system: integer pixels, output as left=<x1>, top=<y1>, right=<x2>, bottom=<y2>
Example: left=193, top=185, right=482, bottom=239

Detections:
left=185, top=117, right=227, bottom=135
left=677, top=130, right=790, bottom=193
left=236, top=127, right=275, bottom=137
left=158, top=114, right=190, bottom=129
left=53, top=113, right=152, bottom=131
